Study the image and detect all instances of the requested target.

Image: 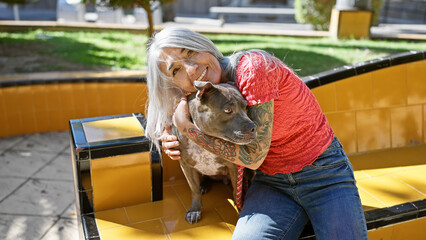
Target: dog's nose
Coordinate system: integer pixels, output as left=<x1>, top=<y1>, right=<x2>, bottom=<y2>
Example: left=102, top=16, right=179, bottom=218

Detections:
left=248, top=122, right=257, bottom=133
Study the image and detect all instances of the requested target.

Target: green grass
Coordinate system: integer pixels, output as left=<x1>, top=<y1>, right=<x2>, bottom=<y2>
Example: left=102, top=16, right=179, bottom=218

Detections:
left=1, top=29, right=425, bottom=76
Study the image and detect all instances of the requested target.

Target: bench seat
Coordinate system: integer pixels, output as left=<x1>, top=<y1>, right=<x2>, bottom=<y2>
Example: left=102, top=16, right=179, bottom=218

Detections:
left=76, top=144, right=426, bottom=240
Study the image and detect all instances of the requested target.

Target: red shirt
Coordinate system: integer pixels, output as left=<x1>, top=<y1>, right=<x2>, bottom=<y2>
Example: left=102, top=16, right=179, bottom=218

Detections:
left=236, top=53, right=334, bottom=175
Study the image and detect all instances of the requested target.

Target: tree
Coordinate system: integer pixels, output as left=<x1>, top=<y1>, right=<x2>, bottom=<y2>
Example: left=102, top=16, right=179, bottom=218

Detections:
left=87, top=0, right=175, bottom=37
left=0, top=0, right=39, bottom=20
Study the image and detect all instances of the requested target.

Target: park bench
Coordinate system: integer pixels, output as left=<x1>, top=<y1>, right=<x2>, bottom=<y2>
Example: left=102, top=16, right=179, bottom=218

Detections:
left=209, top=6, right=296, bottom=25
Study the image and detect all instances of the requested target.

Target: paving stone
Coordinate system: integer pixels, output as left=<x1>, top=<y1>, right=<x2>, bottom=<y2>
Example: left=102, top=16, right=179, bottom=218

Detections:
left=0, top=214, right=56, bottom=240
left=40, top=217, right=79, bottom=240
left=0, top=150, right=56, bottom=178
left=0, top=177, right=26, bottom=201
left=12, top=131, right=70, bottom=153
left=34, top=153, right=74, bottom=181
left=0, top=135, right=25, bottom=151
left=0, top=179, right=74, bottom=216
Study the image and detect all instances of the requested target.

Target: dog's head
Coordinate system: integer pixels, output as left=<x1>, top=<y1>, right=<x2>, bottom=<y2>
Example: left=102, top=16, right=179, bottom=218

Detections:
left=187, top=81, right=257, bottom=145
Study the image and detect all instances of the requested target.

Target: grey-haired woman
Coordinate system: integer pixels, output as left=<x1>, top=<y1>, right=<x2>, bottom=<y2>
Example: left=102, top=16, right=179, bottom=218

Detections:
left=145, top=27, right=368, bottom=240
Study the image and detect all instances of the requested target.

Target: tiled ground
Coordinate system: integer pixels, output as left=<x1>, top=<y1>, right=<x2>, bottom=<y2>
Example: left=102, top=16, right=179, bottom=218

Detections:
left=0, top=131, right=79, bottom=240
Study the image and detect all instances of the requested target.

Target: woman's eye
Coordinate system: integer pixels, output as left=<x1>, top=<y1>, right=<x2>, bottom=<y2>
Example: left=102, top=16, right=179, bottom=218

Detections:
left=224, top=108, right=232, bottom=114
left=172, top=68, right=180, bottom=76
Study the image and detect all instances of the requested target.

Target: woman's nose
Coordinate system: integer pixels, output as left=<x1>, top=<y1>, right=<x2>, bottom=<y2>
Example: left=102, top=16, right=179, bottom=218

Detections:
left=184, top=61, right=197, bottom=76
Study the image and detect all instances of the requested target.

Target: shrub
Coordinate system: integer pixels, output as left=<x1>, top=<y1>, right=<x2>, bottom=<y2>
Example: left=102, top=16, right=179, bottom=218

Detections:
left=294, top=0, right=383, bottom=30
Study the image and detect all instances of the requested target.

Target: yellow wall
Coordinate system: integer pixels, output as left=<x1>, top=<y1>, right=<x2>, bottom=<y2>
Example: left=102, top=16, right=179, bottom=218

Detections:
left=0, top=82, right=148, bottom=137
left=312, top=60, right=426, bottom=154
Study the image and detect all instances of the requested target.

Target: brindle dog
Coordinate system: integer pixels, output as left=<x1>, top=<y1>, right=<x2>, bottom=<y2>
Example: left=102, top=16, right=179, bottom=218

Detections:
left=171, top=81, right=257, bottom=224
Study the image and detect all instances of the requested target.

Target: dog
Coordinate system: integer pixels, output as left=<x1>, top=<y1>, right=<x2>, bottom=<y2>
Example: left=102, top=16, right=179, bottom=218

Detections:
left=171, top=80, right=257, bottom=224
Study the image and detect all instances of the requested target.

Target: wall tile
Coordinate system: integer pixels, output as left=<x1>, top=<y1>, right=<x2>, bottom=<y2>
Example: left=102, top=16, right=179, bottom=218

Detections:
left=372, top=65, right=406, bottom=108
left=390, top=105, right=423, bottom=148
left=326, top=112, right=357, bottom=154
left=357, top=109, right=391, bottom=152
left=407, top=60, right=426, bottom=105
left=312, top=83, right=337, bottom=113
left=336, top=74, right=373, bottom=111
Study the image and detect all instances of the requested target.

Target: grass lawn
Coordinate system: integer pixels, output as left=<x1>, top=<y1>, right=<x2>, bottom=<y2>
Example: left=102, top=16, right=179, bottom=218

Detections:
left=1, top=29, right=425, bottom=77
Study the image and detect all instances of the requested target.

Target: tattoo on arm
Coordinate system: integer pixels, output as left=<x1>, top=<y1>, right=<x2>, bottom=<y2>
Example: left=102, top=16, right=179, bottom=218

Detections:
left=188, top=128, right=237, bottom=159
left=238, top=101, right=274, bottom=165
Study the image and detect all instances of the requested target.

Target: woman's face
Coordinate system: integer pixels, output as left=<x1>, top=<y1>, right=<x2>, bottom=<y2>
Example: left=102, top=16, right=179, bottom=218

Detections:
left=159, top=47, right=222, bottom=93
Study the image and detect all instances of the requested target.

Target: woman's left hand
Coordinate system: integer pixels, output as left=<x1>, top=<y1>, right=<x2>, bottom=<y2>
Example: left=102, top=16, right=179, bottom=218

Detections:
left=172, top=96, right=194, bottom=134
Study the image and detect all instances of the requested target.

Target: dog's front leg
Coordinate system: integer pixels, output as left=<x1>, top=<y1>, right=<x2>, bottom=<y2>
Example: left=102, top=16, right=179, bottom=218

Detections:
left=180, top=164, right=203, bottom=224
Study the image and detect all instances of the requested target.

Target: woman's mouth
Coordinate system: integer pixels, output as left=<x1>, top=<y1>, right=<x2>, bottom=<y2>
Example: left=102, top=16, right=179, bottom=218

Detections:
left=196, top=68, right=207, bottom=81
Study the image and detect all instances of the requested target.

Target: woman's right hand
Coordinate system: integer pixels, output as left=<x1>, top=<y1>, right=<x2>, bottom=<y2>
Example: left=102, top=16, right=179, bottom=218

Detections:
left=161, top=124, right=181, bottom=160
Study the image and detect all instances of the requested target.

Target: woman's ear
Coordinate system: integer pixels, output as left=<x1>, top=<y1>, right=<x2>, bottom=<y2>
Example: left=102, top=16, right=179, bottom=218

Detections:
left=194, top=81, right=213, bottom=99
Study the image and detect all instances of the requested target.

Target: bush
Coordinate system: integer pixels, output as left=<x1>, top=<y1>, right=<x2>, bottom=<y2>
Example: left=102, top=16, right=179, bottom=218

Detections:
left=294, top=0, right=383, bottom=30
left=294, top=0, right=336, bottom=31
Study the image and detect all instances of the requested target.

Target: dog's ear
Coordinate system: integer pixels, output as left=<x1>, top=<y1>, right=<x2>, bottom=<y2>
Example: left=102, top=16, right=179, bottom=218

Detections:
left=194, top=81, right=213, bottom=99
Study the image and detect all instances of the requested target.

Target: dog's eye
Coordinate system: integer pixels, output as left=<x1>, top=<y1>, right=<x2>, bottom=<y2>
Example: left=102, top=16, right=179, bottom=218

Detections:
left=224, top=107, right=232, bottom=114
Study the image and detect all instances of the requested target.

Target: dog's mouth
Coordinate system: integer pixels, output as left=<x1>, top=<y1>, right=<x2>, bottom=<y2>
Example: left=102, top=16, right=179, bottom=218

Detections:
left=224, top=131, right=257, bottom=145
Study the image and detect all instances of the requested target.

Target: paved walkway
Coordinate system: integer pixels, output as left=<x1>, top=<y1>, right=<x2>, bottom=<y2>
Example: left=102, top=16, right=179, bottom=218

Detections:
left=0, top=131, right=79, bottom=240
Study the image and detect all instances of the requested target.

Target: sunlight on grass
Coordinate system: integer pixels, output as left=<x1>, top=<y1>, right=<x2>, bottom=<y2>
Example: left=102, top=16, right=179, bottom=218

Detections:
left=1, top=29, right=425, bottom=76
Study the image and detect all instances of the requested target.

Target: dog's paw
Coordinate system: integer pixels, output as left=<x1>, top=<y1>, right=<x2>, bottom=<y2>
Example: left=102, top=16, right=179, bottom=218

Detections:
left=185, top=210, right=201, bottom=224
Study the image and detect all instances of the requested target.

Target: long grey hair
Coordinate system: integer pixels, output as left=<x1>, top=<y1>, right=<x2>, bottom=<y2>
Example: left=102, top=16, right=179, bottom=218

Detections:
left=145, top=27, right=278, bottom=150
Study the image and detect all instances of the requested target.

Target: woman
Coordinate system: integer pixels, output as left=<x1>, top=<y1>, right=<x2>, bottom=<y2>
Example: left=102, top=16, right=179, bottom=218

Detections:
left=145, top=27, right=368, bottom=240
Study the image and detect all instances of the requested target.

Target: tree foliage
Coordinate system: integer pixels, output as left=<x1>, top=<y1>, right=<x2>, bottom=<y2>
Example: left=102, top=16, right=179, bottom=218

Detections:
left=85, top=0, right=175, bottom=37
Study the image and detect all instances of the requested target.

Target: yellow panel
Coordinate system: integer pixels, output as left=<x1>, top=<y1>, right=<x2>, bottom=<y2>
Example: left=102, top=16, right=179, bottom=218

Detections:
left=390, top=105, right=423, bottom=148
left=335, top=74, right=372, bottom=111
left=312, top=83, right=336, bottom=113
left=163, top=153, right=186, bottom=182
left=356, top=109, right=391, bottom=152
left=91, top=152, right=151, bottom=211
left=338, top=11, right=372, bottom=39
left=368, top=217, right=426, bottom=240
left=85, top=83, right=101, bottom=117
left=393, top=165, right=426, bottom=195
left=31, top=85, right=48, bottom=111
left=123, top=83, right=148, bottom=113
left=98, top=83, right=116, bottom=116
left=99, top=219, right=168, bottom=240
left=163, top=211, right=232, bottom=239
left=45, top=84, right=62, bottom=110
left=171, top=179, right=234, bottom=211
left=407, top=60, right=426, bottom=105
left=372, top=65, right=406, bottom=108
left=391, top=217, right=426, bottom=240
left=325, top=112, right=357, bottom=154
left=357, top=187, right=386, bottom=210
left=70, top=83, right=89, bottom=118
left=368, top=225, right=393, bottom=240
left=125, top=186, right=186, bottom=223
left=35, top=110, right=51, bottom=133
left=0, top=115, right=10, bottom=137
left=6, top=112, right=24, bottom=136
left=58, top=83, right=76, bottom=112
left=349, top=144, right=426, bottom=172
left=356, top=175, right=424, bottom=207
left=2, top=86, right=20, bottom=114
left=424, top=105, right=426, bottom=144
left=96, top=207, right=129, bottom=230
left=83, top=116, right=145, bottom=143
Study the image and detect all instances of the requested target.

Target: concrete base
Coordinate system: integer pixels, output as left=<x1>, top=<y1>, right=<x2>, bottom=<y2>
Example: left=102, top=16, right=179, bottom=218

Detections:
left=329, top=8, right=372, bottom=39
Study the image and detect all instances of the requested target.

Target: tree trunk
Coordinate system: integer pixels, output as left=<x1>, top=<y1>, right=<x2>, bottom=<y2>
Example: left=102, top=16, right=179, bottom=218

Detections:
left=142, top=4, right=154, bottom=38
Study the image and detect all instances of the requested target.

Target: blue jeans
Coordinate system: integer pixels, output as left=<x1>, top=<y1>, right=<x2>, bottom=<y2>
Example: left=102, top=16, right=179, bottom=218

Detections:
left=232, top=137, right=368, bottom=240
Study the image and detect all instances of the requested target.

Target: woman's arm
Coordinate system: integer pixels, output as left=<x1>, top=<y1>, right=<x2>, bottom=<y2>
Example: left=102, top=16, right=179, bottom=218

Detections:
left=173, top=97, right=274, bottom=170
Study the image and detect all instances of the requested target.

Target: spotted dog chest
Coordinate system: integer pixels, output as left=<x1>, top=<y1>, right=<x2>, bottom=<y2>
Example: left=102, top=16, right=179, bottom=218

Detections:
left=184, top=141, right=228, bottom=176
